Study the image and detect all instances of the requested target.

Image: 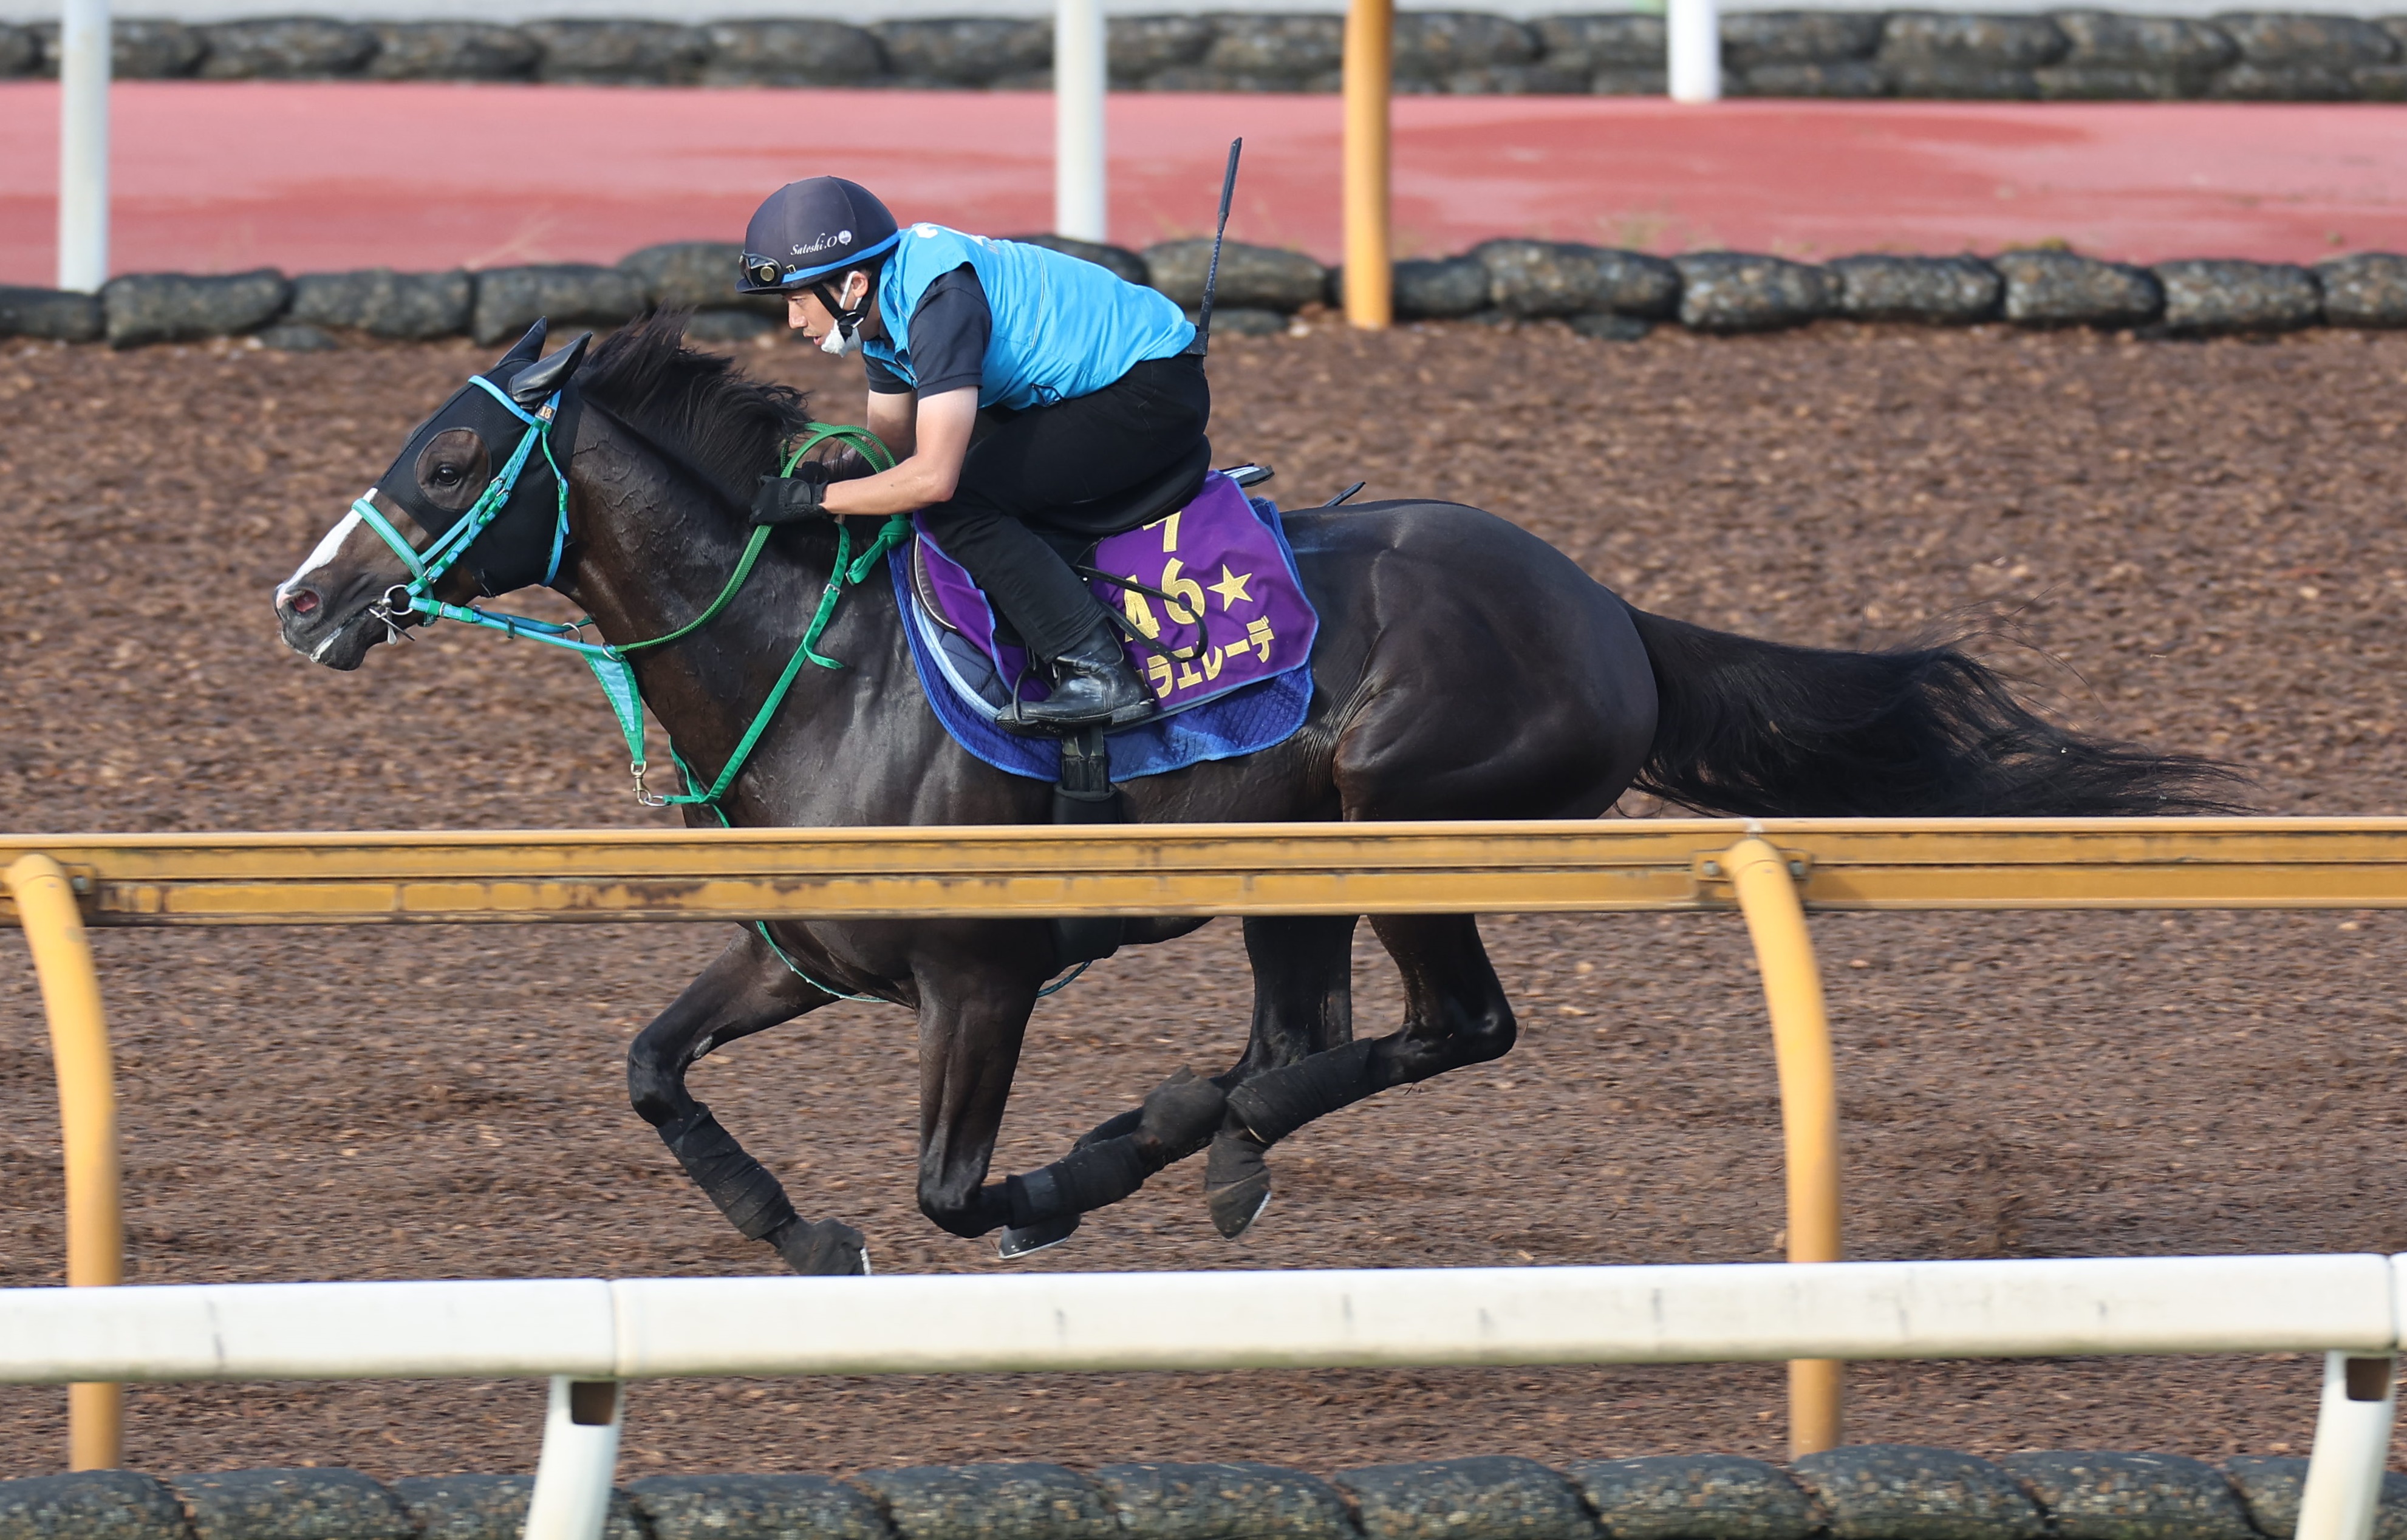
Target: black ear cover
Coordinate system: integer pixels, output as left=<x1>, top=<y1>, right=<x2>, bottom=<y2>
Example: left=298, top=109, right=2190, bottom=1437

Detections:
left=494, top=319, right=548, bottom=372
left=510, top=332, right=592, bottom=406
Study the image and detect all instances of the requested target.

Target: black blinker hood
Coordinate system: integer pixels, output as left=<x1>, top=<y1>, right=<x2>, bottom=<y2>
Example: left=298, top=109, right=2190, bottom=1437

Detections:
left=374, top=328, right=587, bottom=599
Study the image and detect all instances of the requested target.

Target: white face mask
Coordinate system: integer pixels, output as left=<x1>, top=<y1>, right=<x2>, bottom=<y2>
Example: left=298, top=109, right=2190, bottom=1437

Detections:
left=817, top=273, right=867, bottom=357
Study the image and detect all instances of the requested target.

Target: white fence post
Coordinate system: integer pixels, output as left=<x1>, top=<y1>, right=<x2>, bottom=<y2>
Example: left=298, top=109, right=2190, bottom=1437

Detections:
left=1053, top=0, right=1107, bottom=242
left=54, top=0, right=109, bottom=292
left=1667, top=0, right=1720, bottom=103
left=2295, top=1352, right=2398, bottom=1540
left=523, top=1377, right=623, bottom=1540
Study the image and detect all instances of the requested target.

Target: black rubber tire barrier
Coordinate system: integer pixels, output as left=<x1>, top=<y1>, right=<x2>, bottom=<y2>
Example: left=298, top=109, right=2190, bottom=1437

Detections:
left=9, top=239, right=2407, bottom=347
left=0, top=1449, right=2398, bottom=1540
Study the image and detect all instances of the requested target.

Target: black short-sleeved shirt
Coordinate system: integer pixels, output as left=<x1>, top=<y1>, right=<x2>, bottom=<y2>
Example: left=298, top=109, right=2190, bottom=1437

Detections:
left=864, top=263, right=991, bottom=399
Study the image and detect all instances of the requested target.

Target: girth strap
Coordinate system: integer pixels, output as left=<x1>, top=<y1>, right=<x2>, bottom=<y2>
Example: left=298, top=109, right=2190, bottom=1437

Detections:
left=1048, top=724, right=1125, bottom=968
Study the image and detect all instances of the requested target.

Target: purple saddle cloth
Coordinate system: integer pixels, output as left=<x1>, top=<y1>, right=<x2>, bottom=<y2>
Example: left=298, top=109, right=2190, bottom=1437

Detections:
left=890, top=471, right=1319, bottom=782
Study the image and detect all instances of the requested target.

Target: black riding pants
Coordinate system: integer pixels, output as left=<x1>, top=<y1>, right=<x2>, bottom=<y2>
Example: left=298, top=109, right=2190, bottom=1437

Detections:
left=917, top=352, right=1209, bottom=663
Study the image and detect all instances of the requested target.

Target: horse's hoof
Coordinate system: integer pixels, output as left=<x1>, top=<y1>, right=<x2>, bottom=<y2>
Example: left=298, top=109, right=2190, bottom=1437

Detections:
left=1204, top=1126, right=1274, bottom=1239
left=998, top=1212, right=1081, bottom=1259
left=1208, top=1175, right=1272, bottom=1239
left=771, top=1216, right=870, bottom=1276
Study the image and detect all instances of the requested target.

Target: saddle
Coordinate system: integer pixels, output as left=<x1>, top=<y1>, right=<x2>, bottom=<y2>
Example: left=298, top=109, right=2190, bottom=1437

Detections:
left=1048, top=437, right=1213, bottom=539
left=898, top=454, right=1319, bottom=971
left=909, top=458, right=1309, bottom=719
left=910, top=440, right=1212, bottom=639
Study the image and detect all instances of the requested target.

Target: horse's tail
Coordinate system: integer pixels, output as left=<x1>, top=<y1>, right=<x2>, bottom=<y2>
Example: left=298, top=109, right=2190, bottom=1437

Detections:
left=1623, top=608, right=2245, bottom=817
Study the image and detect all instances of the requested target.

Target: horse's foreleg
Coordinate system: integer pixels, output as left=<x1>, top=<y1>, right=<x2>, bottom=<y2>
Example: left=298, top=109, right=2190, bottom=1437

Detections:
left=990, top=1066, right=1229, bottom=1256
left=1205, top=913, right=1513, bottom=1238
left=996, top=914, right=1360, bottom=1258
left=628, top=928, right=868, bottom=1275
left=910, top=956, right=1044, bottom=1240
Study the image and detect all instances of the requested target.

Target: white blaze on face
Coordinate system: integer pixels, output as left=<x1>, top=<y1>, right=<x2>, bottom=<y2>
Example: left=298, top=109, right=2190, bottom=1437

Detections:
left=279, top=500, right=367, bottom=601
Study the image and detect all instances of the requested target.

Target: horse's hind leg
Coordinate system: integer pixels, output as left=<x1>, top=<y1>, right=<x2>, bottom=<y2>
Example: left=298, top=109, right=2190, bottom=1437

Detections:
left=997, top=914, right=1360, bottom=1257
left=1204, top=913, right=1513, bottom=1238
left=627, top=929, right=867, bottom=1275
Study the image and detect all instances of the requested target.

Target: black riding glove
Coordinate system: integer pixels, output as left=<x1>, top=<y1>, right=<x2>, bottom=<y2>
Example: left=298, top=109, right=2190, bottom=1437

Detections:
left=751, top=463, right=833, bottom=526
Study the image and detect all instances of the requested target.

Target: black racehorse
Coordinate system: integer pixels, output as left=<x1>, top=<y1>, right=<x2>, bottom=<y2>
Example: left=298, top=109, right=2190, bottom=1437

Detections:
left=274, top=315, right=2233, bottom=1275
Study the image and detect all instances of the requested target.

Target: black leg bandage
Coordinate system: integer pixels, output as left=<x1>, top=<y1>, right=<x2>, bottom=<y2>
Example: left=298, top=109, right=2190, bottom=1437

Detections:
left=1225, top=1038, right=1381, bottom=1145
left=660, top=1103, right=799, bottom=1242
left=1006, top=1134, right=1152, bottom=1228
left=995, top=1066, right=1230, bottom=1238
left=1074, top=1106, right=1144, bottom=1150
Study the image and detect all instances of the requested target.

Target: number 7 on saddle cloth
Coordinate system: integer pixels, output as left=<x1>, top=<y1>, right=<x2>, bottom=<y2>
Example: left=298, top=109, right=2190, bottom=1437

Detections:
left=895, top=471, right=1320, bottom=782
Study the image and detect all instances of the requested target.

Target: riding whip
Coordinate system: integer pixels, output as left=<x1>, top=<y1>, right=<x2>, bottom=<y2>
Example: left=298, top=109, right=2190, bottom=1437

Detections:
left=1195, top=137, right=1243, bottom=354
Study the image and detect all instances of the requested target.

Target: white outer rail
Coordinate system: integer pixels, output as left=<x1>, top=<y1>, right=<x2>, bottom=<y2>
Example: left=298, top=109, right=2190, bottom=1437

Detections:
left=0, top=1256, right=2395, bottom=1540
left=1053, top=0, right=1107, bottom=241
left=54, top=0, right=110, bottom=290
left=1667, top=0, right=1720, bottom=101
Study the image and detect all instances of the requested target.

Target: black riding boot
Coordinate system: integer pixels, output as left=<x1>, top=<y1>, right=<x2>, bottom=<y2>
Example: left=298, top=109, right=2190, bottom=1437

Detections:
left=1009, top=616, right=1157, bottom=733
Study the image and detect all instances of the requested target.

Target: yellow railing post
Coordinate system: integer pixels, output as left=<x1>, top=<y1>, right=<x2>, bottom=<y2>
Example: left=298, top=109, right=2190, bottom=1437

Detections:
left=1723, top=836, right=1843, bottom=1458
left=1342, top=0, right=1393, bottom=329
left=4, top=854, right=124, bottom=1471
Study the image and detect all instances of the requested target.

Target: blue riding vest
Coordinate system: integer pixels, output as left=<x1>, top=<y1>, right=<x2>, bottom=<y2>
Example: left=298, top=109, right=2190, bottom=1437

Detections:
left=866, top=223, right=1197, bottom=413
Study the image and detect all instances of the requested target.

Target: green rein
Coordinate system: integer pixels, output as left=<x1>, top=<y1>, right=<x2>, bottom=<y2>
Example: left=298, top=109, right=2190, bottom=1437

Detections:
left=381, top=419, right=902, bottom=810
left=593, top=424, right=907, bottom=809
left=371, top=414, right=1084, bottom=1007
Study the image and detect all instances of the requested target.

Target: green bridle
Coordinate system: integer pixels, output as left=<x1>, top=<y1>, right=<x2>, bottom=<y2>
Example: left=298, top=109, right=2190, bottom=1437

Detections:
left=353, top=395, right=1090, bottom=1006
left=357, top=403, right=904, bottom=811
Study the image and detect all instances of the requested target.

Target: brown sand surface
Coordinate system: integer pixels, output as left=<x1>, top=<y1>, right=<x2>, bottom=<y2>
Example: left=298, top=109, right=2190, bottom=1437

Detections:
left=0, top=320, right=2401, bottom=1480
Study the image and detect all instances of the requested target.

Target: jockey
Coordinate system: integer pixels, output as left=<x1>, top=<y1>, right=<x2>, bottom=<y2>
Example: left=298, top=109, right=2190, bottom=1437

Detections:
left=738, top=175, right=1206, bottom=732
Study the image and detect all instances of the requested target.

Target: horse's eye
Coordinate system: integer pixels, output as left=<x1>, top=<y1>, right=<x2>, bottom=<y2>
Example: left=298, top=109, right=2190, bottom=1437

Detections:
left=415, top=428, right=489, bottom=512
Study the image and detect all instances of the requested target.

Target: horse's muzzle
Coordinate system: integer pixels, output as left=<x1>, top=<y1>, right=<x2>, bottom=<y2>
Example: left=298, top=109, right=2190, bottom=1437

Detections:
left=275, top=579, right=383, bottom=671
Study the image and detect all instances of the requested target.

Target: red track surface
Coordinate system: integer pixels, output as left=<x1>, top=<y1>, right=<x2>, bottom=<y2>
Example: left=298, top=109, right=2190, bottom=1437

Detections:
left=4, top=81, right=2406, bottom=284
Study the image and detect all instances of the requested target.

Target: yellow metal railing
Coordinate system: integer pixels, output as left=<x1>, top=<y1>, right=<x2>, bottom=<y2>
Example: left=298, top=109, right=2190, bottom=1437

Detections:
left=1726, top=837, right=1845, bottom=1452
left=10, top=816, right=2407, bottom=1466
left=12, top=818, right=2407, bottom=927
left=1342, top=0, right=1393, bottom=329
left=3, top=854, right=123, bottom=1470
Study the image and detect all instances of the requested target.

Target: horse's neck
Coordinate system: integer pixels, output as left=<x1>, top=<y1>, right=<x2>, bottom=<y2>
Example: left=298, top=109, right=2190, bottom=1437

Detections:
left=542, top=413, right=1030, bottom=830
left=552, top=420, right=850, bottom=784
left=557, top=431, right=785, bottom=638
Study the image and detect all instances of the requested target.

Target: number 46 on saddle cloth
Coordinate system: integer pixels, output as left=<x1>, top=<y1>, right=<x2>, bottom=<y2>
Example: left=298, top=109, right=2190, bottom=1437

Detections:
left=895, top=470, right=1322, bottom=782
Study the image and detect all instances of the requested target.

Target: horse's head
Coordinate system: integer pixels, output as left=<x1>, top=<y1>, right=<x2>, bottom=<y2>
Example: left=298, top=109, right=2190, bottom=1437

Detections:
left=274, top=320, right=593, bottom=670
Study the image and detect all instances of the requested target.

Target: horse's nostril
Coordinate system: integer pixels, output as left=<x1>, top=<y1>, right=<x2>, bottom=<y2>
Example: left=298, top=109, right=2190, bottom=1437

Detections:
left=287, top=588, right=322, bottom=617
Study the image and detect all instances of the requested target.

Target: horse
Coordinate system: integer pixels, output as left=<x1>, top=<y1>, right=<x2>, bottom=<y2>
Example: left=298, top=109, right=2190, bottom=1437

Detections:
left=272, top=313, right=2235, bottom=1275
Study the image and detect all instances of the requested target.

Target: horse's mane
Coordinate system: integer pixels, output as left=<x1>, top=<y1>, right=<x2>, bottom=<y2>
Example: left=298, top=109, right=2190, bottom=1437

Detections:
left=579, top=310, right=814, bottom=511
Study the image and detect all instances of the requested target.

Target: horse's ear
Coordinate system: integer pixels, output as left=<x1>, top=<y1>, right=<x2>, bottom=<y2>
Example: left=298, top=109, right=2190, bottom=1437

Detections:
left=494, top=319, right=548, bottom=372
left=509, top=332, right=592, bottom=406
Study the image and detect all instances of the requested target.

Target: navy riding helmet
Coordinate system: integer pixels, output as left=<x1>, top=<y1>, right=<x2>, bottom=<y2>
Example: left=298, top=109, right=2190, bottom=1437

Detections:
left=737, top=176, right=901, bottom=296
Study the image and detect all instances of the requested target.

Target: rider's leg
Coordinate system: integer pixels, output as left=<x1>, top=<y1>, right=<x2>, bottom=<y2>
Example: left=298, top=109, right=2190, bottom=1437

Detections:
left=916, top=504, right=1111, bottom=662
left=918, top=354, right=1209, bottom=728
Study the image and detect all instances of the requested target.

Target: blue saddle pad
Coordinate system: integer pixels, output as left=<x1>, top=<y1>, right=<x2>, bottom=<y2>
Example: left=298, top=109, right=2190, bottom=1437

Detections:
left=887, top=494, right=1316, bottom=782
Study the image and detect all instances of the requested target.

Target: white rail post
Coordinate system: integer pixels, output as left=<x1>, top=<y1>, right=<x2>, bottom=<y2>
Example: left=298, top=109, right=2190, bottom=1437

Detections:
left=1666, top=0, right=1719, bottom=103
left=1053, top=0, right=1107, bottom=242
left=2295, top=1353, right=2398, bottom=1540
left=523, top=1378, right=623, bottom=1540
left=55, top=0, right=110, bottom=291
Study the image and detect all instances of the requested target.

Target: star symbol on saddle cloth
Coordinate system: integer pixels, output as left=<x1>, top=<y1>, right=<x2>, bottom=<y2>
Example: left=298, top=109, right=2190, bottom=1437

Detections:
left=1207, top=564, right=1254, bottom=610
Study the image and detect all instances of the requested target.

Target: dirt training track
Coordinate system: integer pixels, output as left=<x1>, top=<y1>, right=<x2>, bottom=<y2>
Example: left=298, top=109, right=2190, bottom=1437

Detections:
left=1, top=320, right=2405, bottom=1479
